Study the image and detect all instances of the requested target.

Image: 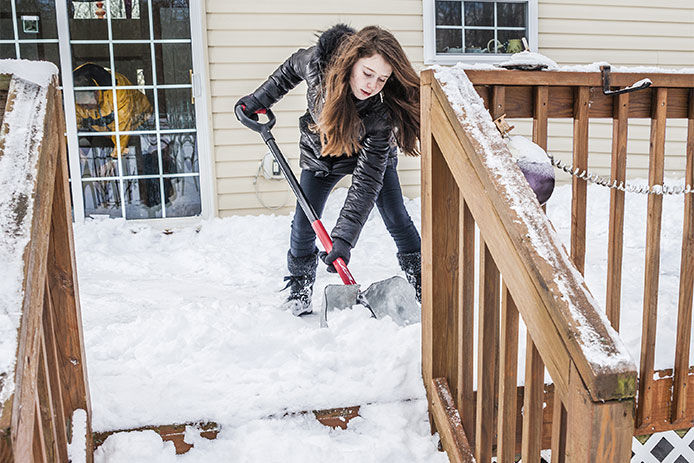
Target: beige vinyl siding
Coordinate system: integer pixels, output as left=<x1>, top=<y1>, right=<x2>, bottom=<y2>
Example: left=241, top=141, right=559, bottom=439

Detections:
left=531, top=1, right=694, bottom=186
left=205, top=0, right=424, bottom=216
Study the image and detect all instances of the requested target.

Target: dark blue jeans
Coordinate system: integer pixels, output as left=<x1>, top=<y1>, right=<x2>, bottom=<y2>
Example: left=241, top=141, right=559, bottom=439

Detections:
left=289, top=163, right=421, bottom=258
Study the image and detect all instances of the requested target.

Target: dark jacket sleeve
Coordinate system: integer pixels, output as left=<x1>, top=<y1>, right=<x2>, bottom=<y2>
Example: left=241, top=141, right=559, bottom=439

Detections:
left=251, top=47, right=314, bottom=109
left=331, top=108, right=393, bottom=247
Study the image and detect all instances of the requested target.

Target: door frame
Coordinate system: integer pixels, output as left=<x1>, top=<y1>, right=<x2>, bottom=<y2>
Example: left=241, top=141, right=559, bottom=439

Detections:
left=55, top=0, right=215, bottom=224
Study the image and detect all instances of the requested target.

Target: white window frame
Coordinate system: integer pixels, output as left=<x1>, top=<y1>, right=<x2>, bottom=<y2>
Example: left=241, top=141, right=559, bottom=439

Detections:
left=423, top=0, right=539, bottom=65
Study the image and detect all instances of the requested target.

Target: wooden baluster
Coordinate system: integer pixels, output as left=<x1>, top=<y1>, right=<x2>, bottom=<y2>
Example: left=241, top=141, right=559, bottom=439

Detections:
left=43, top=279, right=69, bottom=460
left=457, top=200, right=476, bottom=444
left=672, top=89, right=694, bottom=424
left=33, top=397, right=48, bottom=463
left=551, top=394, right=568, bottom=463
left=36, top=323, right=58, bottom=462
left=496, top=284, right=518, bottom=463
left=533, top=86, right=548, bottom=150
left=637, top=87, right=667, bottom=429
left=475, top=241, right=499, bottom=462
left=521, top=336, right=544, bottom=463
left=571, top=87, right=590, bottom=274
left=606, top=92, right=629, bottom=331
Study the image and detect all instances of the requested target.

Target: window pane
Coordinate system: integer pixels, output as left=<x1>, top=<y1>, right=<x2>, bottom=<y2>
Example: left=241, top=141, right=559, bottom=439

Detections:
left=111, top=0, right=149, bottom=40
left=162, top=133, right=197, bottom=174
left=0, top=43, right=16, bottom=59
left=124, top=178, right=162, bottom=219
left=165, top=176, right=201, bottom=217
left=115, top=88, right=155, bottom=131
left=465, top=29, right=494, bottom=53
left=0, top=0, right=14, bottom=39
left=68, top=1, right=108, bottom=40
left=436, top=28, right=462, bottom=54
left=435, top=1, right=461, bottom=26
left=498, top=2, right=526, bottom=28
left=16, top=0, right=57, bottom=39
left=464, top=1, right=493, bottom=27
left=159, top=88, right=195, bottom=130
left=152, top=0, right=191, bottom=39
left=19, top=42, right=60, bottom=69
left=498, top=29, right=527, bottom=53
left=113, top=43, right=152, bottom=86
left=78, top=136, right=119, bottom=178
left=119, top=134, right=159, bottom=176
left=72, top=44, right=111, bottom=77
left=154, top=43, right=191, bottom=85
left=83, top=180, right=122, bottom=218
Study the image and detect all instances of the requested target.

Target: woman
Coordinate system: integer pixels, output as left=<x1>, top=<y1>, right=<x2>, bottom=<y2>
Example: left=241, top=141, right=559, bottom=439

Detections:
left=235, top=24, right=421, bottom=316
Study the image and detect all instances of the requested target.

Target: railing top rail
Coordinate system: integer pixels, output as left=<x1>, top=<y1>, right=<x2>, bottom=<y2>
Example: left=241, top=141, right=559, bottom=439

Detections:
left=463, top=69, right=694, bottom=88
left=0, top=68, right=58, bottom=416
left=423, top=68, right=638, bottom=402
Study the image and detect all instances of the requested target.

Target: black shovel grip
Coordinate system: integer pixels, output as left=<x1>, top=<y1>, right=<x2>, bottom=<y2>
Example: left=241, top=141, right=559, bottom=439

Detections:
left=235, top=105, right=277, bottom=135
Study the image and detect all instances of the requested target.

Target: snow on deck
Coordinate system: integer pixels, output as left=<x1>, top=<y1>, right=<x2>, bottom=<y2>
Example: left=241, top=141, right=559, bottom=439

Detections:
left=0, top=60, right=56, bottom=406
left=432, top=64, right=635, bottom=374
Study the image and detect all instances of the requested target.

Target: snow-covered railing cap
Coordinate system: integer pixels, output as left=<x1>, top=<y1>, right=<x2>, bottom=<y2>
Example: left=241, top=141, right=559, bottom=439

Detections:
left=0, top=60, right=56, bottom=411
left=425, top=66, right=638, bottom=403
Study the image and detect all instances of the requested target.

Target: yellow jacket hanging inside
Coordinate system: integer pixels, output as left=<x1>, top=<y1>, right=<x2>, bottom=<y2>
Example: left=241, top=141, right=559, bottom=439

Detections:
left=74, top=63, right=154, bottom=158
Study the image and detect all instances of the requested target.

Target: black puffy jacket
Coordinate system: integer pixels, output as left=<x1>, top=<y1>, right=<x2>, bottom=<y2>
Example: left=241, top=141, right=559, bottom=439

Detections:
left=248, top=24, right=397, bottom=248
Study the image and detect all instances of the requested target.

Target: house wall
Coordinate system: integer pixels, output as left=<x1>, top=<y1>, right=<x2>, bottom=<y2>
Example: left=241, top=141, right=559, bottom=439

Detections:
left=205, top=0, right=424, bottom=216
left=205, top=0, right=694, bottom=217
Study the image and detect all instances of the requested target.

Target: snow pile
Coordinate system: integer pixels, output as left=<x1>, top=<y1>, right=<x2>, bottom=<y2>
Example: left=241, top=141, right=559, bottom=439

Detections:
left=0, top=74, right=51, bottom=405
left=497, top=51, right=559, bottom=70
left=67, top=409, right=88, bottom=463
left=505, top=135, right=549, bottom=164
left=432, top=64, right=635, bottom=373
left=0, top=59, right=58, bottom=87
left=93, top=401, right=446, bottom=463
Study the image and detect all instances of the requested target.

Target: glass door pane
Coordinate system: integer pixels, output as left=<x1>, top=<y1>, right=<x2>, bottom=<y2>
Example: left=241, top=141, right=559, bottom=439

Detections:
left=67, top=0, right=200, bottom=219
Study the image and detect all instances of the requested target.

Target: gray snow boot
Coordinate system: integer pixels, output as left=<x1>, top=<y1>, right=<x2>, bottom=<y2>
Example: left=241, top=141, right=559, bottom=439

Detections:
left=397, top=251, right=422, bottom=303
left=282, top=250, right=318, bottom=316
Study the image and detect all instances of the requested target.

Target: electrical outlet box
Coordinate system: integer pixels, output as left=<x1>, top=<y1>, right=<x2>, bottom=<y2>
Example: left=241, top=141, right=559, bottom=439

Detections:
left=260, top=152, right=284, bottom=180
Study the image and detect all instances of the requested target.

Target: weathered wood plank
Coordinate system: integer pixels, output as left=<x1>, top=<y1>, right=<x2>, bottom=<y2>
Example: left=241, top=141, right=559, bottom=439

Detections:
left=457, top=199, right=476, bottom=445
left=521, top=336, right=544, bottom=463
left=672, top=88, right=694, bottom=426
left=635, top=369, right=694, bottom=434
left=497, top=285, right=519, bottom=463
left=93, top=422, right=220, bottom=455
left=551, top=394, right=567, bottom=463
left=36, top=331, right=58, bottom=463
left=571, top=86, right=589, bottom=275
left=606, top=92, right=630, bottom=331
left=464, top=70, right=694, bottom=89
left=431, top=378, right=475, bottom=463
left=475, top=241, right=499, bottom=463
left=533, top=86, right=549, bottom=150
left=32, top=398, right=47, bottom=463
left=566, top=362, right=635, bottom=462
left=637, top=87, right=668, bottom=429
left=421, top=72, right=434, bottom=404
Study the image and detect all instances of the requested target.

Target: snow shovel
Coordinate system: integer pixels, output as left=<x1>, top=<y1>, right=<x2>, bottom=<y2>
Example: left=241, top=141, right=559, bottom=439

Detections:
left=235, top=106, right=419, bottom=327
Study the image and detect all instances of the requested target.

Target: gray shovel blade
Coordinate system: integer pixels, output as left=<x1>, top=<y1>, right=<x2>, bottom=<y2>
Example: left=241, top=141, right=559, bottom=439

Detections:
left=320, top=276, right=420, bottom=328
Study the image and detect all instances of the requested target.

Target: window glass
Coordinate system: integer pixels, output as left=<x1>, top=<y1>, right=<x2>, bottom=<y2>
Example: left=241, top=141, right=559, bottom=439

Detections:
left=464, top=1, right=493, bottom=27
left=435, top=28, right=462, bottom=54
left=498, top=2, right=526, bottom=27
left=435, top=1, right=461, bottom=26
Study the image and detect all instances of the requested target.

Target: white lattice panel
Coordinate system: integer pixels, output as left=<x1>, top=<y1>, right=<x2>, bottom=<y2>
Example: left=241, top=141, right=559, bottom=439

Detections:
left=632, top=429, right=694, bottom=463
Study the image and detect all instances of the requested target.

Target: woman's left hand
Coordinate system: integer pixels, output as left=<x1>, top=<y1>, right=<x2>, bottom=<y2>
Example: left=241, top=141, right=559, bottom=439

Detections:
left=319, top=237, right=352, bottom=273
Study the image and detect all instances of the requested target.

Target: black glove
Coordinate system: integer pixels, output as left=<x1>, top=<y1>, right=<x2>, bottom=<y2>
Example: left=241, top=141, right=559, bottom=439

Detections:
left=319, top=237, right=352, bottom=274
left=234, top=94, right=265, bottom=122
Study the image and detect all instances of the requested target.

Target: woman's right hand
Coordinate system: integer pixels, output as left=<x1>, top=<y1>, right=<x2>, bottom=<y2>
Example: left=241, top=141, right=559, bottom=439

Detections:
left=235, top=94, right=265, bottom=122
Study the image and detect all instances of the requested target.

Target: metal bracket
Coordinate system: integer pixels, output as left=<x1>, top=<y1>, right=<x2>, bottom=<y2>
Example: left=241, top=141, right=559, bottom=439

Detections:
left=600, top=65, right=652, bottom=96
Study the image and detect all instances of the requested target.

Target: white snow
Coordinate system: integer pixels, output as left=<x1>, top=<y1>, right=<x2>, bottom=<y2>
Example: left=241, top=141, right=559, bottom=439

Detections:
left=0, top=74, right=50, bottom=405
left=497, top=51, right=559, bottom=70
left=432, top=64, right=635, bottom=374
left=505, top=135, right=550, bottom=164
left=0, top=59, right=58, bottom=87
left=68, top=409, right=88, bottom=463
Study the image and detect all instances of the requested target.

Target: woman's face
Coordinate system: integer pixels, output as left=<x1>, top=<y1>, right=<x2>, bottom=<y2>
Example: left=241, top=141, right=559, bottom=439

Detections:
left=349, top=54, right=392, bottom=100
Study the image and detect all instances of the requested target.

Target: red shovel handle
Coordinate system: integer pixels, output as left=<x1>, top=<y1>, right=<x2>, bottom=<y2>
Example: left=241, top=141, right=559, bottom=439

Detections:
left=311, top=220, right=357, bottom=285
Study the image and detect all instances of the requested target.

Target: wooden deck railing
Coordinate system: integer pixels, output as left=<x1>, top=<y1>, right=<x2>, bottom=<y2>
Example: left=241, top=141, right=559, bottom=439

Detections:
left=421, top=68, right=638, bottom=462
left=466, top=69, right=694, bottom=437
left=0, top=72, right=93, bottom=461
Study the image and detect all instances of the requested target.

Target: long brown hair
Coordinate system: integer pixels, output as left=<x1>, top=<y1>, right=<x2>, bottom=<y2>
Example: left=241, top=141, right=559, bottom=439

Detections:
left=317, top=26, right=420, bottom=157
